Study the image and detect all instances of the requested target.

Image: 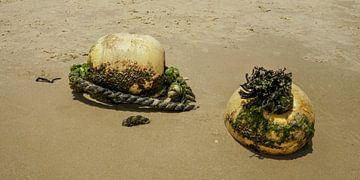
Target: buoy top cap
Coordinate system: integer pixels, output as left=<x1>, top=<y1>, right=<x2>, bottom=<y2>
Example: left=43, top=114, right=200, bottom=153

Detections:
left=88, top=33, right=165, bottom=75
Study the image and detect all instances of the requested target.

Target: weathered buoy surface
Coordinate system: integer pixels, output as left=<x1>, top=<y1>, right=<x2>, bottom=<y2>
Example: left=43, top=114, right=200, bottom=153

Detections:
left=224, top=67, right=315, bottom=155
left=88, top=33, right=165, bottom=94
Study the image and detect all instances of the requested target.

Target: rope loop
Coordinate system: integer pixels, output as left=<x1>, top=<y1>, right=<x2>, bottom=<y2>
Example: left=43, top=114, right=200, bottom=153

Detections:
left=69, top=64, right=197, bottom=111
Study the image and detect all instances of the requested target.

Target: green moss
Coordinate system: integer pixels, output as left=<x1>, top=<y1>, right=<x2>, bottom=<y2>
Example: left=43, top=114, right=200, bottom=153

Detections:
left=164, top=66, right=183, bottom=83
left=162, top=67, right=192, bottom=103
left=70, top=63, right=91, bottom=79
left=232, top=103, right=314, bottom=148
left=69, top=63, right=91, bottom=92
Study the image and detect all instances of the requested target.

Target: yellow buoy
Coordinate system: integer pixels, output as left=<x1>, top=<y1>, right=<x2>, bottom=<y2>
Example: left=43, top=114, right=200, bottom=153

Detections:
left=88, top=33, right=165, bottom=94
left=224, top=67, right=315, bottom=155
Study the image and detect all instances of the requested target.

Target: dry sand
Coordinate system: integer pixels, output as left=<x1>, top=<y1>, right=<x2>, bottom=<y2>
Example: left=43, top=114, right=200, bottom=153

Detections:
left=1, top=0, right=360, bottom=179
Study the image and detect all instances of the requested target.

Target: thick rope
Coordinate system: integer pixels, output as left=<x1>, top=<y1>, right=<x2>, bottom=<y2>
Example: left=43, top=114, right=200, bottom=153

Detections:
left=69, top=65, right=197, bottom=111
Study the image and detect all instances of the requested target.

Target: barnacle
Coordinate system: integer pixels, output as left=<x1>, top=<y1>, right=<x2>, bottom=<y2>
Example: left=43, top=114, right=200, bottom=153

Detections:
left=87, top=33, right=165, bottom=95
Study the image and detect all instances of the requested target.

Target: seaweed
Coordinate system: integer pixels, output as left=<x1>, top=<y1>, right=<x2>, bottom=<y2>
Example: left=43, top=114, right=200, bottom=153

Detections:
left=232, top=104, right=314, bottom=149
left=69, top=63, right=91, bottom=92
left=162, top=67, right=196, bottom=103
left=122, top=115, right=150, bottom=127
left=239, top=66, right=293, bottom=114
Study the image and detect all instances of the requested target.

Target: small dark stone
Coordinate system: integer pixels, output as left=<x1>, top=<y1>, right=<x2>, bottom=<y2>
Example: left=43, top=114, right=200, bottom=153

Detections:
left=122, top=115, right=150, bottom=127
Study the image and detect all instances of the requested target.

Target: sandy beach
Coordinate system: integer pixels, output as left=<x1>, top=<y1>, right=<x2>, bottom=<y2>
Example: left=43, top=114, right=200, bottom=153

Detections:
left=1, top=0, right=360, bottom=179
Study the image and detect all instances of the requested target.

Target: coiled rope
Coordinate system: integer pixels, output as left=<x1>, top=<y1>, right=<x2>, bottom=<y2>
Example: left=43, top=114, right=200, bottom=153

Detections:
left=69, top=64, right=197, bottom=111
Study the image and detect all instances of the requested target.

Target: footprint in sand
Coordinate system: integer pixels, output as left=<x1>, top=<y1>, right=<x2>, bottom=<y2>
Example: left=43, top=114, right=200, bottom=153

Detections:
left=43, top=50, right=88, bottom=62
left=303, top=55, right=328, bottom=63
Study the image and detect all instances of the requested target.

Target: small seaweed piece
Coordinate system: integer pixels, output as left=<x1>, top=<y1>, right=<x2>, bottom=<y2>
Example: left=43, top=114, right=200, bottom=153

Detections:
left=122, top=115, right=150, bottom=127
left=239, top=67, right=293, bottom=114
left=35, top=77, right=61, bottom=83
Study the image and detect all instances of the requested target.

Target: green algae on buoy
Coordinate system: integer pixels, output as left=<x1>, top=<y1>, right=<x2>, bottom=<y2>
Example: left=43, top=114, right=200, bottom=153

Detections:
left=224, top=67, right=315, bottom=155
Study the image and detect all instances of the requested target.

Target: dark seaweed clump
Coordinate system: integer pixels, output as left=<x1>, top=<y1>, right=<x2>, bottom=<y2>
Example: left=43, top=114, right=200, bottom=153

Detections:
left=240, top=66, right=293, bottom=114
left=122, top=115, right=150, bottom=127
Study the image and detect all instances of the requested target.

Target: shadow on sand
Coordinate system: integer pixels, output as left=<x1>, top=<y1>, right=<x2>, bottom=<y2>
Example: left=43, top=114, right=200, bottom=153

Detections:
left=246, top=141, right=313, bottom=160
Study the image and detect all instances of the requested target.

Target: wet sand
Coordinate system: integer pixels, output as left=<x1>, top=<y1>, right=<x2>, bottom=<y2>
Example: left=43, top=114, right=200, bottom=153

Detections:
left=1, top=0, right=360, bottom=179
